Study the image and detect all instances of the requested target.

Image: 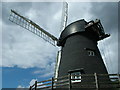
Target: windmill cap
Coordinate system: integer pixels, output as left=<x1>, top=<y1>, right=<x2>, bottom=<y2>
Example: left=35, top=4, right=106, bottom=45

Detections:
left=57, top=19, right=86, bottom=46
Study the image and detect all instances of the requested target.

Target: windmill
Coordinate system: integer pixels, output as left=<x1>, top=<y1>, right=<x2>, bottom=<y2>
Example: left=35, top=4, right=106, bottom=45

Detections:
left=9, top=2, right=119, bottom=89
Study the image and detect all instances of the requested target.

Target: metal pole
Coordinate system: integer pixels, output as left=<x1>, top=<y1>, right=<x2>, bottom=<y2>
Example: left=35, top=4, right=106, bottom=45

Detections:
left=51, top=77, right=54, bottom=90
left=94, top=73, right=99, bottom=89
left=35, top=81, right=37, bottom=90
left=69, top=74, right=71, bottom=90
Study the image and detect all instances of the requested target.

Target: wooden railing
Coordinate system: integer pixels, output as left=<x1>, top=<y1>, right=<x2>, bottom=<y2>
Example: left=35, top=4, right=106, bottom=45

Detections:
left=29, top=73, right=120, bottom=90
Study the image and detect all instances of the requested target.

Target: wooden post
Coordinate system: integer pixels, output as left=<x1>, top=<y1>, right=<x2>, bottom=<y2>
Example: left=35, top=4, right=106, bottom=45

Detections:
left=94, top=73, right=99, bottom=89
left=69, top=74, right=72, bottom=90
left=51, top=77, right=54, bottom=90
left=29, top=86, right=32, bottom=90
left=35, top=81, right=37, bottom=90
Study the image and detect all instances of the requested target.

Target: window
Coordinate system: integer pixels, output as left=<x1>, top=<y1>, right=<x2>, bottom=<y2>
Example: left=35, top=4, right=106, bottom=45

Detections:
left=71, top=72, right=81, bottom=83
left=87, top=50, right=95, bottom=56
left=84, top=48, right=95, bottom=56
left=68, top=69, right=85, bottom=83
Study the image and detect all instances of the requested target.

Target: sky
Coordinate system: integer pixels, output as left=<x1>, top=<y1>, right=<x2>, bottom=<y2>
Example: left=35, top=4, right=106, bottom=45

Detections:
left=0, top=1, right=119, bottom=89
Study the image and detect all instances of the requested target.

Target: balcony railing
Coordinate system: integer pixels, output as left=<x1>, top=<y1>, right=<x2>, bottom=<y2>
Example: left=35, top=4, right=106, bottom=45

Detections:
left=29, top=73, right=120, bottom=90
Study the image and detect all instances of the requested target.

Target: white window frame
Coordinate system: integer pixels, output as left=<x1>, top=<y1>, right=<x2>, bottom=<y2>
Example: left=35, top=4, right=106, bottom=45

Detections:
left=71, top=72, right=81, bottom=83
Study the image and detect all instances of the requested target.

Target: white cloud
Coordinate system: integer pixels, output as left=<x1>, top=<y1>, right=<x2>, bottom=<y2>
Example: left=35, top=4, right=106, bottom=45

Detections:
left=53, top=10, right=62, bottom=21
left=17, top=78, right=47, bottom=89
left=67, top=2, right=92, bottom=25
left=17, top=85, right=25, bottom=88
left=0, top=20, right=2, bottom=67
left=17, top=79, right=37, bottom=88
left=33, top=62, right=55, bottom=78
left=25, top=8, right=37, bottom=20
left=98, top=32, right=118, bottom=74
left=2, top=2, right=93, bottom=69
left=29, top=79, right=37, bottom=86
left=2, top=22, right=58, bottom=69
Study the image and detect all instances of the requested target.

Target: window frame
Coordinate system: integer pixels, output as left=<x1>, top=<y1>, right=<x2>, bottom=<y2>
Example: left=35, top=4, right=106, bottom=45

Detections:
left=84, top=48, right=95, bottom=56
left=68, top=69, right=85, bottom=83
left=71, top=71, right=81, bottom=83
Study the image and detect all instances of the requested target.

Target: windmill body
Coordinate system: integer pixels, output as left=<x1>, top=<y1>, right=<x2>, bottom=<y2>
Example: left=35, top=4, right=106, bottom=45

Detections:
left=56, top=19, right=109, bottom=78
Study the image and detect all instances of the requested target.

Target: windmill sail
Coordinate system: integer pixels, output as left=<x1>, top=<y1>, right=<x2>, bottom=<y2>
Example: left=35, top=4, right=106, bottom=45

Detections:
left=9, top=9, right=58, bottom=46
left=60, top=2, right=68, bottom=32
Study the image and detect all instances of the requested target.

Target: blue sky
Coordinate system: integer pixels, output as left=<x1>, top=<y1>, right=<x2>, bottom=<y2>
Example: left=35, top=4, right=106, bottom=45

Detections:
left=2, top=67, right=51, bottom=88
left=1, top=1, right=119, bottom=89
left=2, top=67, right=36, bottom=88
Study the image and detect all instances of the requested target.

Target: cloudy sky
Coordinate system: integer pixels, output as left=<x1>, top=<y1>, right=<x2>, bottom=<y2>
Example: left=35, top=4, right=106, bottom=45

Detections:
left=1, top=1, right=119, bottom=89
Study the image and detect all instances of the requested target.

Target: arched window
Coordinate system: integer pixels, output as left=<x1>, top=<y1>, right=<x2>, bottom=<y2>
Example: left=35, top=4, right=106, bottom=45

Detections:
left=87, top=50, right=95, bottom=56
left=84, top=48, right=95, bottom=56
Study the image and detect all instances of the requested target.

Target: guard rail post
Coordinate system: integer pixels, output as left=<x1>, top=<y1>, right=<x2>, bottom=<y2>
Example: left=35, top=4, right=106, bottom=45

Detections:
left=94, top=73, right=99, bottom=89
left=69, top=74, right=72, bottom=90
left=51, top=77, right=54, bottom=90
left=35, top=81, right=37, bottom=90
